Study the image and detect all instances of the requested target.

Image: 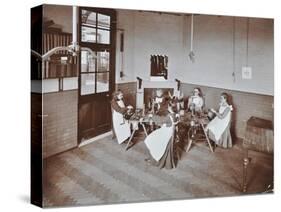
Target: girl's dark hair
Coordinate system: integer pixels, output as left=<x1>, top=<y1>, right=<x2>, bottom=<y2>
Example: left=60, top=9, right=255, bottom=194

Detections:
left=112, top=89, right=123, bottom=100
left=193, top=87, right=202, bottom=97
left=221, top=92, right=229, bottom=103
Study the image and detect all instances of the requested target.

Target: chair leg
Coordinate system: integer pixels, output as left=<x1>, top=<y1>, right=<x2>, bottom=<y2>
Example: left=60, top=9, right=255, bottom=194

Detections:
left=125, top=129, right=136, bottom=151
left=141, top=123, right=148, bottom=137
left=243, top=149, right=249, bottom=192
left=174, top=135, right=181, bottom=160
left=112, top=129, right=116, bottom=139
left=176, top=147, right=181, bottom=160
left=201, top=123, right=213, bottom=152
left=185, top=138, right=193, bottom=152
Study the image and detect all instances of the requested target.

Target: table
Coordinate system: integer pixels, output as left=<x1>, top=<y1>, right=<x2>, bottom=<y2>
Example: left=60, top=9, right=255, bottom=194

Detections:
left=242, top=116, right=274, bottom=192
left=125, top=112, right=176, bottom=150
left=125, top=111, right=214, bottom=153
left=125, top=114, right=148, bottom=151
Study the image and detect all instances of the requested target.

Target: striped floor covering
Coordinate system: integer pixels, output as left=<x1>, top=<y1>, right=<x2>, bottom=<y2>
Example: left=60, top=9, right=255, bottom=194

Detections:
left=43, top=134, right=273, bottom=207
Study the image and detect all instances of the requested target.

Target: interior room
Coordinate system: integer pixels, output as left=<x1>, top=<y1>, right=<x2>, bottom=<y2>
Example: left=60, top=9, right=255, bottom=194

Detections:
left=31, top=4, right=274, bottom=207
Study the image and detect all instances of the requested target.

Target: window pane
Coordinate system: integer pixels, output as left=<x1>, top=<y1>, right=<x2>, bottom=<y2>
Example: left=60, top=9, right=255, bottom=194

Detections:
left=96, top=72, right=109, bottom=93
left=81, top=73, right=95, bottom=95
left=98, top=14, right=110, bottom=29
left=81, top=50, right=96, bottom=72
left=97, top=51, right=109, bottom=72
left=81, top=10, right=96, bottom=27
left=81, top=26, right=96, bottom=43
left=97, top=29, right=110, bottom=44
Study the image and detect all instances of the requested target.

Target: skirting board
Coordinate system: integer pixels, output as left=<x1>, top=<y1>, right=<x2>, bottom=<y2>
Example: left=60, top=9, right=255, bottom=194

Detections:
left=78, top=131, right=113, bottom=148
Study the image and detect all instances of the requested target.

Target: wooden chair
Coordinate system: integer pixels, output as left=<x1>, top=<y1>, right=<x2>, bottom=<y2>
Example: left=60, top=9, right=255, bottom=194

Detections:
left=185, top=115, right=214, bottom=153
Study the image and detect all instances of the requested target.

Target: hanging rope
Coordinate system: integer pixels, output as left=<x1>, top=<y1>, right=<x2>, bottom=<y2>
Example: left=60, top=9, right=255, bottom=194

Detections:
left=232, top=17, right=236, bottom=82
left=246, top=18, right=250, bottom=66
left=189, top=14, right=195, bottom=62
left=190, top=14, right=194, bottom=51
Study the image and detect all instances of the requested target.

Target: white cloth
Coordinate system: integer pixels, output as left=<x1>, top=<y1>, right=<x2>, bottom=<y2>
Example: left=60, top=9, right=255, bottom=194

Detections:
left=112, top=100, right=131, bottom=144
left=189, top=96, right=204, bottom=111
left=154, top=96, right=164, bottom=111
left=155, top=96, right=163, bottom=104
left=206, top=105, right=233, bottom=141
left=144, top=124, right=174, bottom=161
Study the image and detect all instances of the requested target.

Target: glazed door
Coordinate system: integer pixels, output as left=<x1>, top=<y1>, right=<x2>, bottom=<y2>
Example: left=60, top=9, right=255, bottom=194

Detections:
left=78, top=7, right=116, bottom=143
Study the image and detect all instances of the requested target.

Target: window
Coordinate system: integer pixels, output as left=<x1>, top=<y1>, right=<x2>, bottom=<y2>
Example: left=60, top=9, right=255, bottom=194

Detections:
left=81, top=10, right=111, bottom=44
left=80, top=9, right=112, bottom=96
left=80, top=50, right=110, bottom=95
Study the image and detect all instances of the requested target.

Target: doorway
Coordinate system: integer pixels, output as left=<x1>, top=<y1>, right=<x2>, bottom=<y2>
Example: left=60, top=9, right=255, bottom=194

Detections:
left=78, top=7, right=116, bottom=143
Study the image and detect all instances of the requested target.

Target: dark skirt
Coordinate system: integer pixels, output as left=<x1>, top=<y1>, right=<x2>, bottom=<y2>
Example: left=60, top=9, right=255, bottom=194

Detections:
left=150, top=136, right=176, bottom=169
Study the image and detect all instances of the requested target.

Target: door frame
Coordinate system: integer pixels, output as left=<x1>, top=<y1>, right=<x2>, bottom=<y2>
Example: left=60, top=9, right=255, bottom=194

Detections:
left=77, top=6, right=116, bottom=144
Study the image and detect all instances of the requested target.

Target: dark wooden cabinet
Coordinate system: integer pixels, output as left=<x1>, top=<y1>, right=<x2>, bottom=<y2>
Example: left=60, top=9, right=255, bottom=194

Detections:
left=242, top=116, right=274, bottom=192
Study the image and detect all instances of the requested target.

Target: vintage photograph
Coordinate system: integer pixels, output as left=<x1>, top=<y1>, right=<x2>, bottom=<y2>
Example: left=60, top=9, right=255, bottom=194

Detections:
left=31, top=4, right=274, bottom=207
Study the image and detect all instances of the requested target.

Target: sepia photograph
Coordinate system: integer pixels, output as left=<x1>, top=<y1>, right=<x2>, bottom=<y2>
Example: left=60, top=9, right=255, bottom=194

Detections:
left=30, top=3, right=274, bottom=208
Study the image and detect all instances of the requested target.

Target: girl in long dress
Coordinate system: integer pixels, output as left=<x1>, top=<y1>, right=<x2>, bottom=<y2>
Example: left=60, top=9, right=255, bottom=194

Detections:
left=206, top=93, right=233, bottom=148
left=144, top=104, right=179, bottom=169
left=152, top=89, right=169, bottom=116
left=111, top=90, right=132, bottom=144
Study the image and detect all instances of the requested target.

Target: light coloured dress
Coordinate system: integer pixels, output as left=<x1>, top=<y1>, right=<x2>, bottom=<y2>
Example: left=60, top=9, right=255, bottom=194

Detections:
left=112, top=100, right=131, bottom=144
left=188, top=95, right=204, bottom=112
left=144, top=115, right=177, bottom=169
left=206, top=104, right=233, bottom=148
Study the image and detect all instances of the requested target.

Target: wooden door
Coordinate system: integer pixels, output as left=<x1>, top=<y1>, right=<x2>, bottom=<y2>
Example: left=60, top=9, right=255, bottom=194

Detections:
left=78, top=7, right=116, bottom=143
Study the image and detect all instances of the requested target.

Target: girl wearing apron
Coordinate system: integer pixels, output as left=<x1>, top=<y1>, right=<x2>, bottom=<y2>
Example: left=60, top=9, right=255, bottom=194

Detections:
left=206, top=93, right=233, bottom=148
left=111, top=90, right=131, bottom=144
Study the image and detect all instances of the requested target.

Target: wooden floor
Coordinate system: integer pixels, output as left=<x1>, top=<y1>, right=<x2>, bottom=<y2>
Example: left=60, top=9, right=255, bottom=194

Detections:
left=43, top=133, right=273, bottom=207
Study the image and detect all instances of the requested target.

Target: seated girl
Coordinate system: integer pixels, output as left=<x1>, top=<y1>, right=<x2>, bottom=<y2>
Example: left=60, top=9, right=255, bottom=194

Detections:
left=151, top=89, right=169, bottom=116
left=111, top=90, right=133, bottom=144
left=144, top=104, right=179, bottom=169
left=205, top=92, right=233, bottom=148
left=168, top=90, right=185, bottom=114
left=188, top=88, right=204, bottom=113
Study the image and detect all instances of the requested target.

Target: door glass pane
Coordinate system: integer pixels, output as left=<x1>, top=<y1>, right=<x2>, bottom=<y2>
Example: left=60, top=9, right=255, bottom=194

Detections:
left=97, top=51, right=109, bottom=72
left=81, top=26, right=96, bottom=43
left=98, top=14, right=110, bottom=29
left=96, top=72, right=109, bottom=93
left=81, top=10, right=96, bottom=27
left=81, top=73, right=95, bottom=95
left=97, top=29, right=110, bottom=44
left=81, top=50, right=96, bottom=72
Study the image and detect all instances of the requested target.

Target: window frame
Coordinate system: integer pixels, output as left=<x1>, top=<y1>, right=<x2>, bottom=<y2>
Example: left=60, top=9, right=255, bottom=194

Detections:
left=79, top=7, right=115, bottom=97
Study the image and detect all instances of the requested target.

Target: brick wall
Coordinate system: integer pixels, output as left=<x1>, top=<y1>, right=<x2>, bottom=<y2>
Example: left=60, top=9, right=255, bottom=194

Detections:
left=38, top=81, right=272, bottom=157
left=181, top=83, right=274, bottom=139
left=31, top=93, right=42, bottom=152
left=116, top=82, right=137, bottom=108
left=42, top=90, right=78, bottom=158
left=39, top=83, right=136, bottom=158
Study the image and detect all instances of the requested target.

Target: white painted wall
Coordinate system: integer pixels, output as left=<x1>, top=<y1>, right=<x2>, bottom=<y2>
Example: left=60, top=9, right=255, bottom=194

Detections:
left=116, top=10, right=185, bottom=83
left=133, top=12, right=184, bottom=82
left=182, top=15, right=234, bottom=89
left=116, top=10, right=274, bottom=95
left=182, top=15, right=274, bottom=95
left=115, top=10, right=136, bottom=83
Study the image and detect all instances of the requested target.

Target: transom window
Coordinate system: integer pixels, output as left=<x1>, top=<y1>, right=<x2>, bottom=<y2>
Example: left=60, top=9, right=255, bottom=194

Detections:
left=81, top=10, right=111, bottom=44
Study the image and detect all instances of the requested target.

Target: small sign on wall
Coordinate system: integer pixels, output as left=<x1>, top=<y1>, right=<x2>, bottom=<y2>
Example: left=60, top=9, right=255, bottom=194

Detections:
left=242, top=66, right=252, bottom=79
